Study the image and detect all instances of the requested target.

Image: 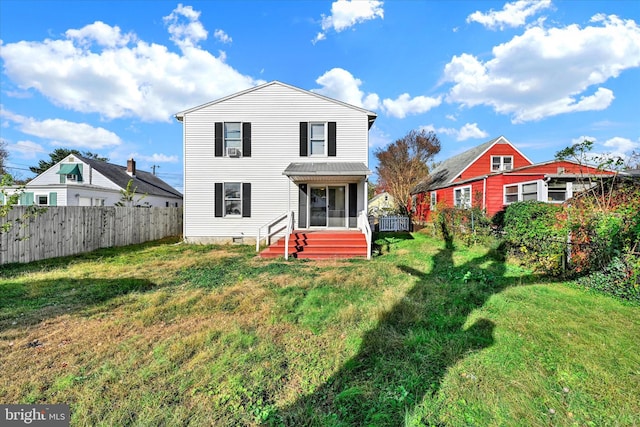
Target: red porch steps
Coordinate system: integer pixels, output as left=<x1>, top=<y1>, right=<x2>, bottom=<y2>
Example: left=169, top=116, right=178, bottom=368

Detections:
left=259, top=231, right=368, bottom=260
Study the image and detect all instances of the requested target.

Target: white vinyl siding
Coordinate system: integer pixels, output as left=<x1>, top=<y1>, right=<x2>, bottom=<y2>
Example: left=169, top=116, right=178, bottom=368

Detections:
left=182, top=82, right=371, bottom=241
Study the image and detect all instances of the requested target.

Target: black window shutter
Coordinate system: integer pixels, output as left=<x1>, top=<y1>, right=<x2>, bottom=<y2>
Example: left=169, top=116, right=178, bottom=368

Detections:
left=328, top=122, right=337, bottom=157
left=214, top=182, right=223, bottom=217
left=214, top=122, right=223, bottom=157
left=242, top=183, right=251, bottom=217
left=298, top=184, right=308, bottom=228
left=242, top=122, right=251, bottom=157
left=349, top=183, right=358, bottom=224
left=299, top=122, right=308, bottom=157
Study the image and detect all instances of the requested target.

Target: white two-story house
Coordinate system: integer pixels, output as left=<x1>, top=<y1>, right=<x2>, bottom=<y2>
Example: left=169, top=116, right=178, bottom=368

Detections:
left=175, top=81, right=377, bottom=246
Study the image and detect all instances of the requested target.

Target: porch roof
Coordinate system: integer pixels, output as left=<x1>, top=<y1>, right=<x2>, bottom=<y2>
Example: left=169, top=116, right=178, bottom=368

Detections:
left=283, top=162, right=371, bottom=182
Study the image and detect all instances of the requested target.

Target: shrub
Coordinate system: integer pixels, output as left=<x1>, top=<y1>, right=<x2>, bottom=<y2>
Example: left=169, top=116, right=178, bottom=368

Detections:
left=577, top=255, right=640, bottom=303
left=566, top=180, right=640, bottom=274
left=432, top=205, right=494, bottom=247
left=502, top=201, right=567, bottom=275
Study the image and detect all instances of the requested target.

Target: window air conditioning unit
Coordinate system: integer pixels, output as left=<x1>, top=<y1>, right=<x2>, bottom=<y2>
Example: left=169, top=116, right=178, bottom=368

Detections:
left=227, top=147, right=241, bottom=157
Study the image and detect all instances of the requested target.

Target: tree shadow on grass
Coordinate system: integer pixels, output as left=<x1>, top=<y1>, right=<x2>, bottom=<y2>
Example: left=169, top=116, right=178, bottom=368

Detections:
left=274, top=238, right=538, bottom=426
left=0, top=277, right=156, bottom=332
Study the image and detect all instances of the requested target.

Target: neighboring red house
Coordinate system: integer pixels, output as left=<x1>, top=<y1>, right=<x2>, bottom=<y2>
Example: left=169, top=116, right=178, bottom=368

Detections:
left=410, top=136, right=614, bottom=223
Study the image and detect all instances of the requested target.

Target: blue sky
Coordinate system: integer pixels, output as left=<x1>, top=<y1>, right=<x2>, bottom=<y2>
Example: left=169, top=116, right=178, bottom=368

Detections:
left=1, top=0, right=639, bottom=191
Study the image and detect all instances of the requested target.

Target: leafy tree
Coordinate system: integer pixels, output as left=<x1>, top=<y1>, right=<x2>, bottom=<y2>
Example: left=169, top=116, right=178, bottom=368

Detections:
left=115, top=179, right=147, bottom=207
left=374, top=129, right=440, bottom=214
left=29, top=148, right=108, bottom=175
left=0, top=140, right=8, bottom=176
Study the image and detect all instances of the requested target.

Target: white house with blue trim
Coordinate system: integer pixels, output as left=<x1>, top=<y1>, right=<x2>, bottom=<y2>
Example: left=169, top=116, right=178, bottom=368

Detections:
left=175, top=81, right=377, bottom=244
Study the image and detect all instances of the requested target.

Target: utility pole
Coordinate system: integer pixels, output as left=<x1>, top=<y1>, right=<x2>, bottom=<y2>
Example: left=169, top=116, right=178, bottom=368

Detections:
left=151, top=165, right=160, bottom=175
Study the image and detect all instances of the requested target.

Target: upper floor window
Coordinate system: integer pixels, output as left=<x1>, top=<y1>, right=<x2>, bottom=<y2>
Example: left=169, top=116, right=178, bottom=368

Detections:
left=309, top=123, right=326, bottom=156
left=300, top=122, right=336, bottom=157
left=492, top=156, right=513, bottom=172
left=224, top=122, right=242, bottom=157
left=454, top=186, right=471, bottom=209
left=215, top=122, right=251, bottom=158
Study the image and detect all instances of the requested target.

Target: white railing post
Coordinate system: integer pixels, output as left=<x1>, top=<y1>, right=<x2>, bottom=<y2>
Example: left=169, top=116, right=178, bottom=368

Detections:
left=284, top=210, right=293, bottom=260
left=358, top=210, right=372, bottom=260
left=256, top=228, right=261, bottom=252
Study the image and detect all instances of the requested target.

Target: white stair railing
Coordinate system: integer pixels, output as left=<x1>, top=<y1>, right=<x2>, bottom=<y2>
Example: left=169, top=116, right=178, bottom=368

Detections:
left=357, top=210, right=372, bottom=260
left=256, top=211, right=290, bottom=252
left=284, top=210, right=294, bottom=260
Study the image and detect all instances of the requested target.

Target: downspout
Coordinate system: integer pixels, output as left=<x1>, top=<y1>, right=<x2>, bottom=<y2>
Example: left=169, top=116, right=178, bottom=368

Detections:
left=287, top=178, right=291, bottom=216
left=482, top=176, right=487, bottom=211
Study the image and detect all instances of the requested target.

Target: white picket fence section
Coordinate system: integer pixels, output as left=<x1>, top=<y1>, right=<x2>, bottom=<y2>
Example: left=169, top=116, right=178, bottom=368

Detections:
left=378, top=215, right=410, bottom=232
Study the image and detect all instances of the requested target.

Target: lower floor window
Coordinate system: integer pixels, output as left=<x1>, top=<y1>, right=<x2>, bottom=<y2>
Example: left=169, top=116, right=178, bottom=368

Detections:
left=522, top=182, right=538, bottom=201
left=215, top=182, right=250, bottom=218
left=36, top=195, right=48, bottom=205
left=224, top=183, right=242, bottom=216
left=454, top=186, right=471, bottom=208
left=504, top=181, right=540, bottom=204
left=547, top=181, right=567, bottom=202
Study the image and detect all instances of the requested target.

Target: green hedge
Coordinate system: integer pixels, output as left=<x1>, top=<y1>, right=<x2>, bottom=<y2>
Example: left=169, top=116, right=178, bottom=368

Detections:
left=502, top=201, right=567, bottom=275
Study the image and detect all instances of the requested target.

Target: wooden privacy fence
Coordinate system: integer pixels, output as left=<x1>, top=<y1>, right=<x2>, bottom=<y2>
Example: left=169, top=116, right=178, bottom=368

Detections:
left=0, top=207, right=183, bottom=265
left=378, top=215, right=410, bottom=232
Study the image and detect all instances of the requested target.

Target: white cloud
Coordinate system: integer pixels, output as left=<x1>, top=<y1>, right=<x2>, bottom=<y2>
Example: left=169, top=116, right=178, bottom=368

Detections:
left=603, top=136, right=640, bottom=158
left=566, top=135, right=639, bottom=164
left=382, top=93, right=441, bottom=119
left=9, top=140, right=47, bottom=159
left=312, top=68, right=380, bottom=110
left=368, top=125, right=391, bottom=148
left=66, top=21, right=134, bottom=47
left=315, top=0, right=383, bottom=42
left=214, top=29, right=232, bottom=44
left=444, top=15, right=640, bottom=123
left=1, top=109, right=122, bottom=149
left=0, top=5, right=262, bottom=123
left=420, top=123, right=488, bottom=141
left=467, top=0, right=552, bottom=30
left=163, top=3, right=207, bottom=48
left=446, top=114, right=457, bottom=121
left=133, top=153, right=179, bottom=163
left=313, top=68, right=442, bottom=118
left=571, top=135, right=597, bottom=145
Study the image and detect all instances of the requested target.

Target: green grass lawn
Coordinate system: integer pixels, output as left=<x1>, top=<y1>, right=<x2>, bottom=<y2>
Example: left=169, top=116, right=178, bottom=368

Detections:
left=1, top=233, right=638, bottom=426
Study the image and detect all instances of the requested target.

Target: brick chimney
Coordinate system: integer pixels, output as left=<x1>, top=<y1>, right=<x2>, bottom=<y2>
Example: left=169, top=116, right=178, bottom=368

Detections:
left=127, top=158, right=136, bottom=177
